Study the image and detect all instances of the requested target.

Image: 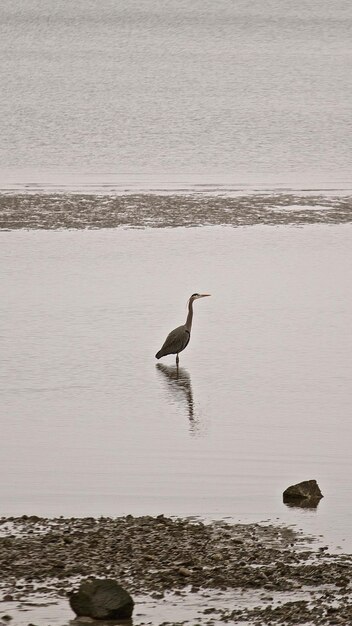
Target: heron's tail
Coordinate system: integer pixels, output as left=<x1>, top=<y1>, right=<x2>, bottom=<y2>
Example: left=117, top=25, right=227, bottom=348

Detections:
left=155, top=350, right=163, bottom=359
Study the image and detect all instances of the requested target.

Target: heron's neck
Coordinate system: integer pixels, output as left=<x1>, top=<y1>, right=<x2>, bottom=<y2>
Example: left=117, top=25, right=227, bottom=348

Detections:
left=185, top=299, right=194, bottom=331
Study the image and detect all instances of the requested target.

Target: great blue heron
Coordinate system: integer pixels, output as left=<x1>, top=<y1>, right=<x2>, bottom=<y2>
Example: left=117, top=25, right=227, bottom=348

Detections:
left=155, top=293, right=211, bottom=366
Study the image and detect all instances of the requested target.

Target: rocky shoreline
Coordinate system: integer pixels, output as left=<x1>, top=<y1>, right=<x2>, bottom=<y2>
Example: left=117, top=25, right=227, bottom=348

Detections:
left=0, top=514, right=352, bottom=625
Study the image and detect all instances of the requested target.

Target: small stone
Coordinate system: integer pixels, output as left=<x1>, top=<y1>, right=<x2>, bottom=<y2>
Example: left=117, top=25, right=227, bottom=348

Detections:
left=150, top=592, right=164, bottom=599
left=178, top=567, right=192, bottom=577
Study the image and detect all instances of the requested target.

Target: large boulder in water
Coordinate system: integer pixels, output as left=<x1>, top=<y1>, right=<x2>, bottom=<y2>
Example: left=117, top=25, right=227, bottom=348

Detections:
left=283, top=479, right=323, bottom=506
left=69, top=578, right=134, bottom=620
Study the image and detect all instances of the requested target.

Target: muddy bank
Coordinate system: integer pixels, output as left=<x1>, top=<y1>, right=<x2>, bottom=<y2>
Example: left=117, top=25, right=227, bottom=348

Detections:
left=0, top=514, right=352, bottom=625
left=1, top=192, right=352, bottom=230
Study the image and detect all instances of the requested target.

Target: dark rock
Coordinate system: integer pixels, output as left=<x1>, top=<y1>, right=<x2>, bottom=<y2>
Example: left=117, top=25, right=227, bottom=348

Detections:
left=69, top=579, right=134, bottom=620
left=283, top=480, right=323, bottom=505
left=284, top=496, right=322, bottom=509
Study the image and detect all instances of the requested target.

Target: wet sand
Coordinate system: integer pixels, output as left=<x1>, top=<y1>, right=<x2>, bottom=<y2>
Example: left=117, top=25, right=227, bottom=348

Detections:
left=1, top=514, right=352, bottom=625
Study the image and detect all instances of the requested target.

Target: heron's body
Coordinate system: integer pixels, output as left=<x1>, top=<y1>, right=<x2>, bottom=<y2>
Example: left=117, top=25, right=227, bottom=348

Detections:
left=155, top=325, right=190, bottom=359
left=155, top=293, right=210, bottom=365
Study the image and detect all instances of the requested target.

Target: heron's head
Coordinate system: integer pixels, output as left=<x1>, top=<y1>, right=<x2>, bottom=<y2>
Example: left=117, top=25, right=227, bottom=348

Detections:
left=189, top=293, right=211, bottom=302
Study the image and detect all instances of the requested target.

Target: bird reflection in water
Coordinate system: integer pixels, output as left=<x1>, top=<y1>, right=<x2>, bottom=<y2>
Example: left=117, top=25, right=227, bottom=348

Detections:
left=156, top=363, right=201, bottom=435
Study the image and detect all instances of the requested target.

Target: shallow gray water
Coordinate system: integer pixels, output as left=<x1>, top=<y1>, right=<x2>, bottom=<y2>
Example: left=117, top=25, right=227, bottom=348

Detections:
left=1, top=0, right=352, bottom=185
left=1, top=0, right=352, bottom=559
left=1, top=224, right=351, bottom=551
left=0, top=588, right=316, bottom=626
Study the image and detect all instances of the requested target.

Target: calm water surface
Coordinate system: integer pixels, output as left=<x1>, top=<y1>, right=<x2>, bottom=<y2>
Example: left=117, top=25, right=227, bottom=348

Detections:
left=1, top=0, right=352, bottom=555
left=1, top=0, right=352, bottom=185
left=1, top=224, right=351, bottom=550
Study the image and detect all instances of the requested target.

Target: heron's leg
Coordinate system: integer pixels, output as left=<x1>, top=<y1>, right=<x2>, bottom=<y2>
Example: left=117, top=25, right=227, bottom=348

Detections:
left=176, top=354, right=179, bottom=367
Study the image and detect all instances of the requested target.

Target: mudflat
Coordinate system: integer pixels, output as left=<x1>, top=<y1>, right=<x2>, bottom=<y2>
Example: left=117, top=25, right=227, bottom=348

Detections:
left=1, top=514, right=352, bottom=625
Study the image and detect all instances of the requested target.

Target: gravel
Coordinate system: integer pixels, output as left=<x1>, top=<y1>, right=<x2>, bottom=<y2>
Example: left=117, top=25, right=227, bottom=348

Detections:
left=0, top=514, right=351, bottom=625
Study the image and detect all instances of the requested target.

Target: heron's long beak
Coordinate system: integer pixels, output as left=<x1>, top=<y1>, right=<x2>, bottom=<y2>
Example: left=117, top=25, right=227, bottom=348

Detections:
left=197, top=293, right=211, bottom=298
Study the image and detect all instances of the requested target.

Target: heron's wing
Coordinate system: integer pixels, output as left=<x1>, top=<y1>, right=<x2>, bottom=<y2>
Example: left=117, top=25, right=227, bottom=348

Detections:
left=158, top=325, right=190, bottom=356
